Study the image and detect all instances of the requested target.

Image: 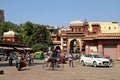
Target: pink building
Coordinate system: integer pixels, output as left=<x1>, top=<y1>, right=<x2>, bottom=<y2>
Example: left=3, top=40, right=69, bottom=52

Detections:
left=2, top=31, right=19, bottom=42
left=49, top=20, right=120, bottom=60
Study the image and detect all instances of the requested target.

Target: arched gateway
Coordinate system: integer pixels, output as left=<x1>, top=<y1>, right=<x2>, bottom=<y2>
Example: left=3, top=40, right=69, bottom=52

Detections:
left=69, top=39, right=80, bottom=53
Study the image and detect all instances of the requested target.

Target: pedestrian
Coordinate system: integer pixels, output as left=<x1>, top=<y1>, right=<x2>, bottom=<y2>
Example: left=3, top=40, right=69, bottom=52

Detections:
left=51, top=50, right=58, bottom=64
left=30, top=53, right=34, bottom=62
left=68, top=52, right=74, bottom=67
left=6, top=50, right=9, bottom=61
left=9, top=52, right=14, bottom=66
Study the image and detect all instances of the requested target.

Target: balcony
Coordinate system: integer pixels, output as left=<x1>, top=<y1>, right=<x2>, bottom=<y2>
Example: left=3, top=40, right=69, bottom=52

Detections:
left=50, top=34, right=57, bottom=37
left=52, top=41, right=61, bottom=45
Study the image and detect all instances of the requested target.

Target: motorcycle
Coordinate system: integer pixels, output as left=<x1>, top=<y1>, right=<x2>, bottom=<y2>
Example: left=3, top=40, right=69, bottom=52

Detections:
left=16, top=56, right=27, bottom=71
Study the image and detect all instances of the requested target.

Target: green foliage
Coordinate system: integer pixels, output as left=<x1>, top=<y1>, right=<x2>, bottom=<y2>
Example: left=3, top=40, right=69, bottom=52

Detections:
left=20, top=21, right=52, bottom=52
left=0, top=21, right=52, bottom=52
left=32, top=43, right=48, bottom=52
left=0, top=21, right=20, bottom=39
left=22, top=21, right=34, bottom=36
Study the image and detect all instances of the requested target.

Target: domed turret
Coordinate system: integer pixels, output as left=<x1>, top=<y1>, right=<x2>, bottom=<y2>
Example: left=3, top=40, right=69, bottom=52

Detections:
left=3, top=31, right=18, bottom=37
left=2, top=31, right=19, bottom=42
left=70, top=20, right=83, bottom=26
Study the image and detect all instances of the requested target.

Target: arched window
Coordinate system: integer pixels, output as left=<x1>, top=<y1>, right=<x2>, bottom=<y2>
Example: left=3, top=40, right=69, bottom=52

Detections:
left=109, top=27, right=111, bottom=30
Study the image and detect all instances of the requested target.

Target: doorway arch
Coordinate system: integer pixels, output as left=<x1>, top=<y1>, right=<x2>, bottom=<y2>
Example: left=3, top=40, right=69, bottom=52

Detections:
left=69, top=39, right=80, bottom=53
left=55, top=46, right=61, bottom=50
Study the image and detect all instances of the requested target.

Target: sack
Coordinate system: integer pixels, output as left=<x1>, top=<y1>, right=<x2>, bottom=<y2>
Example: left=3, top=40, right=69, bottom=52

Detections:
left=21, top=59, right=27, bottom=67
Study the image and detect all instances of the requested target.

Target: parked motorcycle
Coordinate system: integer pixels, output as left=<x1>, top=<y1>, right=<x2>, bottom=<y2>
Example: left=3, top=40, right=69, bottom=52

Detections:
left=16, top=56, right=27, bottom=71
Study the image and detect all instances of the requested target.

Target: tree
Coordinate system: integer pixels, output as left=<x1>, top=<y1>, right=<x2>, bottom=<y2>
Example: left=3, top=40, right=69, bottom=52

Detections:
left=21, top=21, right=52, bottom=52
left=0, top=21, right=52, bottom=52
left=0, top=21, right=19, bottom=39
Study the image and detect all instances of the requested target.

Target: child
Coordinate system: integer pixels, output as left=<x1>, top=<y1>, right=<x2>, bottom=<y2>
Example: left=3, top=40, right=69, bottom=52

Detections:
left=68, top=53, right=74, bottom=67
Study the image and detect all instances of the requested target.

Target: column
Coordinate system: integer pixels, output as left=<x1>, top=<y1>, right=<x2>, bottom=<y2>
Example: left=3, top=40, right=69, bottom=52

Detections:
left=67, top=39, right=70, bottom=53
left=98, top=41, right=103, bottom=55
left=117, top=41, right=120, bottom=60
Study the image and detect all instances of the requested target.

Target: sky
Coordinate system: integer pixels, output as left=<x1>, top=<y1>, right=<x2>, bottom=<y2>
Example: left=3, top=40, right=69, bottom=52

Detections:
left=0, top=0, right=120, bottom=27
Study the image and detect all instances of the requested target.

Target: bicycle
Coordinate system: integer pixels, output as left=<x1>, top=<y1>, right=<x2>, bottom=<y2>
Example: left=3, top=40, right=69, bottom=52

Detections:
left=43, top=57, right=64, bottom=71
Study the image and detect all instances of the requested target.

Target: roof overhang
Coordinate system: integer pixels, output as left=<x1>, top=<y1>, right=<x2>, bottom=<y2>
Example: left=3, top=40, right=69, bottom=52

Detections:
left=82, top=38, right=94, bottom=40
left=95, top=37, right=120, bottom=39
left=23, top=48, right=33, bottom=51
left=0, top=46, right=14, bottom=50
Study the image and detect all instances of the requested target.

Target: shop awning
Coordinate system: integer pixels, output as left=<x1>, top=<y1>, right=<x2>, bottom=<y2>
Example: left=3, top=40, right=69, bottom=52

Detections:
left=14, top=47, right=24, bottom=50
left=14, top=47, right=33, bottom=51
left=0, top=46, right=14, bottom=50
left=23, top=47, right=33, bottom=51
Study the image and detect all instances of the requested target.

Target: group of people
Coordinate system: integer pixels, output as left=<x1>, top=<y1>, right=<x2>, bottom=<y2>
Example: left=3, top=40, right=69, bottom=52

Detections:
left=7, top=51, right=34, bottom=66
left=44, top=49, right=79, bottom=67
left=44, top=49, right=61, bottom=64
left=6, top=49, right=80, bottom=68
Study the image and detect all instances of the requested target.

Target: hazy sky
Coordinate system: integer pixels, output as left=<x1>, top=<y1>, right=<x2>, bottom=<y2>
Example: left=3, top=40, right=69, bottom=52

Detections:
left=0, top=0, right=120, bottom=27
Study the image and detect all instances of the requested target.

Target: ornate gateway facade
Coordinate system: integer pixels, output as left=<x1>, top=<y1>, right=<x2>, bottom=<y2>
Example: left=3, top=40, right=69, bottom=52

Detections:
left=49, top=20, right=120, bottom=60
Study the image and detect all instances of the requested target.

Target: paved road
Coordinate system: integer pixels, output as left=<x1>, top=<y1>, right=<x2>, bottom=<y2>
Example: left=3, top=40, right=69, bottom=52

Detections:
left=0, top=60, right=120, bottom=80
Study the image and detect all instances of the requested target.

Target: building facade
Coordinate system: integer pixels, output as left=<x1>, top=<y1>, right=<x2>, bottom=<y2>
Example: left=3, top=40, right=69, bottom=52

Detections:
left=49, top=20, right=120, bottom=60
left=0, top=31, right=32, bottom=51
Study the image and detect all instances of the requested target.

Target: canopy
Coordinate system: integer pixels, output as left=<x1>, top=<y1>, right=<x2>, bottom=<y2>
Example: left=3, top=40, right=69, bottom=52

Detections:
left=34, top=51, right=43, bottom=55
left=0, top=46, right=14, bottom=50
left=14, top=47, right=24, bottom=50
left=23, top=47, right=33, bottom=51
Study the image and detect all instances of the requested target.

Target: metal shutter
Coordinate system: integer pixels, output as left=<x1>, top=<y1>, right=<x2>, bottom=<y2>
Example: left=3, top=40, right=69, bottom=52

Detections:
left=103, top=45, right=117, bottom=59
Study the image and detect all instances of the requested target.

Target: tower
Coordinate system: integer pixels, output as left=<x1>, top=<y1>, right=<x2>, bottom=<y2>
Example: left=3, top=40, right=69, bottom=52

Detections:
left=0, top=10, right=5, bottom=22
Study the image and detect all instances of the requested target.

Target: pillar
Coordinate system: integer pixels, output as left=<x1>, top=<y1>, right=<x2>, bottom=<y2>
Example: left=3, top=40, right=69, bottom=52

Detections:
left=117, top=41, right=120, bottom=60
left=67, top=39, right=70, bottom=53
left=98, top=41, right=103, bottom=55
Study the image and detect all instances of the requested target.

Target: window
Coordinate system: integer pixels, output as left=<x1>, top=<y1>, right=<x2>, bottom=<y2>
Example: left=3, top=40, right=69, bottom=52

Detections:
left=109, top=27, right=111, bottom=30
left=88, top=54, right=92, bottom=58
left=85, top=54, right=89, bottom=57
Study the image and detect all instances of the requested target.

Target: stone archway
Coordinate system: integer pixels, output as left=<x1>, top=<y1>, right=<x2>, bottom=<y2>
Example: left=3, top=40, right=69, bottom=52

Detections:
left=69, top=39, right=80, bottom=53
left=55, top=46, right=61, bottom=50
